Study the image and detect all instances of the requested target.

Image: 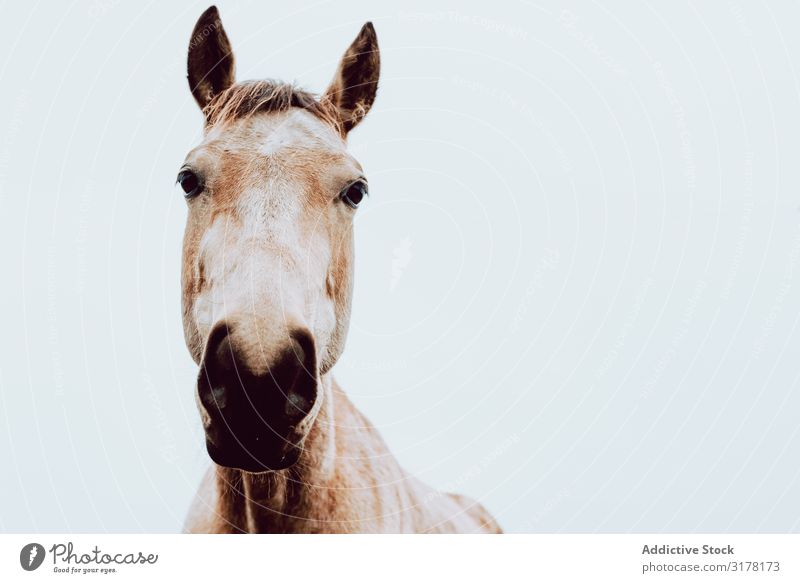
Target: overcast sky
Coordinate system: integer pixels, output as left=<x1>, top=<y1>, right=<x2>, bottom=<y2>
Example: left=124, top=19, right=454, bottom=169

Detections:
left=1, top=0, right=800, bottom=533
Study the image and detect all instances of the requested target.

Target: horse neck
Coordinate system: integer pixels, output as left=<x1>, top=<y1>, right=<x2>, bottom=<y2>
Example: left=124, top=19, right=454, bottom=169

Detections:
left=213, top=374, right=340, bottom=533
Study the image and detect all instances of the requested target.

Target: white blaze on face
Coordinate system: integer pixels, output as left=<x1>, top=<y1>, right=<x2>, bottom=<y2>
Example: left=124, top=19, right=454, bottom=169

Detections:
left=185, top=109, right=361, bottom=370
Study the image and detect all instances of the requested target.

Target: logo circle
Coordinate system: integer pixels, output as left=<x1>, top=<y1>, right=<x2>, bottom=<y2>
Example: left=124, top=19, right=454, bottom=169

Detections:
left=19, top=543, right=45, bottom=571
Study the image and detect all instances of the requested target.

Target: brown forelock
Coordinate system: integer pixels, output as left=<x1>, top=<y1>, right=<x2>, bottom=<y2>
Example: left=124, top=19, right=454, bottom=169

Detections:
left=203, top=79, right=343, bottom=136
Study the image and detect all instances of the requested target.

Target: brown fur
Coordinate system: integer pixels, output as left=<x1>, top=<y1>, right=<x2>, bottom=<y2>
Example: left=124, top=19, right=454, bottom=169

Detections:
left=185, top=378, right=502, bottom=533
left=203, top=80, right=343, bottom=136
left=180, top=6, right=502, bottom=534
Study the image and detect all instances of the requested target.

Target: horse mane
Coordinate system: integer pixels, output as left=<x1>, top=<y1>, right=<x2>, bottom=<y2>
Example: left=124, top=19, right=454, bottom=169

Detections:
left=202, top=79, right=343, bottom=135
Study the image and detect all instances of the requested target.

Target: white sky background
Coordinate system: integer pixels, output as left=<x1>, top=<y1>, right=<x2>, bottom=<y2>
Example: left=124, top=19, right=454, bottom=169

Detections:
left=1, top=0, right=800, bottom=533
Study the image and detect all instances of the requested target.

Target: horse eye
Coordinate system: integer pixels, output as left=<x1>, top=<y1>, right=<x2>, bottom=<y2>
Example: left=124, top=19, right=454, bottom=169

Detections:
left=340, top=180, right=367, bottom=209
left=177, top=169, right=202, bottom=198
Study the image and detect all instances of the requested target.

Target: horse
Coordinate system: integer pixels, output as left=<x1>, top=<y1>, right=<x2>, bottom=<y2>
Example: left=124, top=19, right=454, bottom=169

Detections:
left=179, top=6, right=502, bottom=534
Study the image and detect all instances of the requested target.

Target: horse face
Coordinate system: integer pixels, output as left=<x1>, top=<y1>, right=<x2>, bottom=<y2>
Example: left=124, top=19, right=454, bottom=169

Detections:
left=179, top=7, right=379, bottom=472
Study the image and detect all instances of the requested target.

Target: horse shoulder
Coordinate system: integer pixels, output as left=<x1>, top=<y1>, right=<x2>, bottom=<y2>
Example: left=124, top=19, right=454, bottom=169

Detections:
left=332, top=389, right=502, bottom=533
left=447, top=492, right=503, bottom=533
left=418, top=491, right=502, bottom=534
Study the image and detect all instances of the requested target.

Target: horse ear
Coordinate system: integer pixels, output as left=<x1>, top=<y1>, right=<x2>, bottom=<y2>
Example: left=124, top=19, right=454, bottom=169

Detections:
left=324, top=22, right=380, bottom=133
left=187, top=6, right=235, bottom=110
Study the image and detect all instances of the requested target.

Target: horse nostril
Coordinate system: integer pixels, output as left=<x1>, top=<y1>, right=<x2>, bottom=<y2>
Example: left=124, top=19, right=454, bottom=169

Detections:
left=281, top=328, right=318, bottom=419
left=198, top=321, right=238, bottom=411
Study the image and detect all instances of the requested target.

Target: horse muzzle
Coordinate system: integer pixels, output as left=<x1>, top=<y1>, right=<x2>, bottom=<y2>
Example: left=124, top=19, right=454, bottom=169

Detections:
left=196, top=321, right=319, bottom=472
